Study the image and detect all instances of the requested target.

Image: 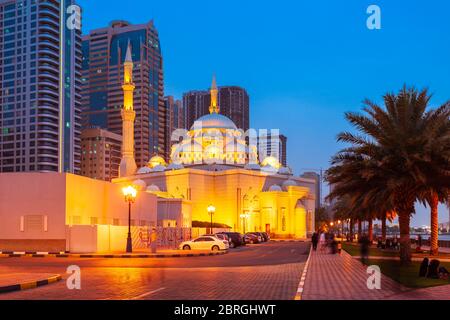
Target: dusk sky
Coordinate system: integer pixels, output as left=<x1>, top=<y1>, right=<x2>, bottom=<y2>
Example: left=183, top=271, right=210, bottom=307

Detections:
left=77, top=0, right=450, bottom=226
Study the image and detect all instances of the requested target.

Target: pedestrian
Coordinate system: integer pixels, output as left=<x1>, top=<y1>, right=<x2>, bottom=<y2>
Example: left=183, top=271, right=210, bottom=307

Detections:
left=311, top=232, right=318, bottom=251
left=359, top=234, right=370, bottom=264
left=319, top=232, right=326, bottom=252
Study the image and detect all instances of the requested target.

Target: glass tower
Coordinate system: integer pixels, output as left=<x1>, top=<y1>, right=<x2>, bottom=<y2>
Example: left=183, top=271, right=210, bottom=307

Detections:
left=0, top=0, right=82, bottom=173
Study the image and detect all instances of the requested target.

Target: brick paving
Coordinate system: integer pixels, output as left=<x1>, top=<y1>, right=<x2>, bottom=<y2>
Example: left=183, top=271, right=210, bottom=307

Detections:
left=390, top=284, right=450, bottom=300
left=302, top=250, right=406, bottom=300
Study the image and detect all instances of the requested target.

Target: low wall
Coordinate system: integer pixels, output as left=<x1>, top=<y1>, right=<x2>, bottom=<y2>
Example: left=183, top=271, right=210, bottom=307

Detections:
left=0, top=239, right=65, bottom=252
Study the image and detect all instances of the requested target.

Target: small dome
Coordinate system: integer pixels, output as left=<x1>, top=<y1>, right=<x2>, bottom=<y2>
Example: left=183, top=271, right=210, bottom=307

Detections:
left=132, top=179, right=147, bottom=190
left=191, top=113, right=238, bottom=130
left=137, top=167, right=152, bottom=174
left=278, top=167, right=292, bottom=175
left=152, top=165, right=166, bottom=172
left=245, top=163, right=261, bottom=170
left=282, top=179, right=297, bottom=189
left=268, top=184, right=282, bottom=192
left=261, top=156, right=281, bottom=169
left=146, top=184, right=161, bottom=192
left=148, top=155, right=166, bottom=168
left=167, top=163, right=184, bottom=170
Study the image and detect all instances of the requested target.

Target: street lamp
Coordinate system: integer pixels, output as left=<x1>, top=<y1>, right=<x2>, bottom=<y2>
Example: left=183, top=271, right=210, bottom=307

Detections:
left=240, top=213, right=250, bottom=234
left=207, top=205, right=216, bottom=234
left=122, top=185, right=137, bottom=253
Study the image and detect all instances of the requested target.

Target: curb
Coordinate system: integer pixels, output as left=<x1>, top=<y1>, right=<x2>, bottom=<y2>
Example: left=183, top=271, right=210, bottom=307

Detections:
left=0, top=250, right=228, bottom=259
left=0, top=275, right=61, bottom=294
left=294, top=244, right=312, bottom=300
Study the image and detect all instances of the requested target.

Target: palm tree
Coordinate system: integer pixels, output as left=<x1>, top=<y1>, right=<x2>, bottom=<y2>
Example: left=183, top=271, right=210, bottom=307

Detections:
left=416, top=105, right=450, bottom=255
left=330, top=86, right=449, bottom=264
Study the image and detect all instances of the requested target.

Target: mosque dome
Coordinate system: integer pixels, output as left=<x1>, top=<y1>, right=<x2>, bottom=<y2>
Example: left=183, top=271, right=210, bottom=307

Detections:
left=279, top=167, right=292, bottom=175
left=137, top=167, right=152, bottom=174
left=268, top=184, right=283, bottom=192
left=282, top=179, right=297, bottom=189
left=148, top=155, right=166, bottom=168
left=152, top=165, right=166, bottom=172
left=191, top=113, right=238, bottom=131
left=261, top=156, right=281, bottom=169
left=132, top=179, right=147, bottom=190
left=167, top=163, right=184, bottom=170
left=146, top=184, right=161, bottom=192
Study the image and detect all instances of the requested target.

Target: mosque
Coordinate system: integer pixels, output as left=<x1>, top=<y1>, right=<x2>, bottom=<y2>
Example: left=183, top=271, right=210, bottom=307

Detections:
left=113, top=46, right=317, bottom=239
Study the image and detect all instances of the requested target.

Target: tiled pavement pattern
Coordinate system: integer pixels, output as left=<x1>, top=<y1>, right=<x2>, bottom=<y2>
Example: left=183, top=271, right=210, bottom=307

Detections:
left=1, top=263, right=305, bottom=300
left=302, top=250, right=406, bottom=300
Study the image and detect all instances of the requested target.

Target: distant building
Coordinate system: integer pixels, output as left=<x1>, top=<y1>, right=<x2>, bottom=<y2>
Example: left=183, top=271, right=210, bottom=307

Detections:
left=300, top=172, right=321, bottom=210
left=164, top=96, right=184, bottom=159
left=257, top=131, right=288, bottom=167
left=81, top=20, right=165, bottom=166
left=81, top=128, right=122, bottom=181
left=0, top=0, right=82, bottom=173
left=183, top=84, right=249, bottom=132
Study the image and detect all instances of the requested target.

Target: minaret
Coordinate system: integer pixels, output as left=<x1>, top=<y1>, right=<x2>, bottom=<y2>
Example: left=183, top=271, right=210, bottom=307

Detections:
left=119, top=42, right=137, bottom=177
left=209, top=75, right=220, bottom=114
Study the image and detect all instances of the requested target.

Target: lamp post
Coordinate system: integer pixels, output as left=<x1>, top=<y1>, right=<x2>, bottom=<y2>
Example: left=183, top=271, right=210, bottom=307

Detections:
left=122, top=185, right=137, bottom=253
left=207, top=205, right=216, bottom=234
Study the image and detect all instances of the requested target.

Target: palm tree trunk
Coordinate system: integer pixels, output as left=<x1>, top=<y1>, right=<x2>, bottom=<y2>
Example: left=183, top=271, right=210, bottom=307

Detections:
left=368, top=219, right=373, bottom=242
left=398, top=212, right=412, bottom=265
left=381, top=215, right=387, bottom=242
left=358, top=220, right=362, bottom=237
left=349, top=219, right=354, bottom=239
left=429, top=192, right=439, bottom=256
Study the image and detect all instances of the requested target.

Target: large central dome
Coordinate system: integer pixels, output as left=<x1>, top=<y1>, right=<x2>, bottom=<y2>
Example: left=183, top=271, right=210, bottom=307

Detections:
left=191, top=113, right=238, bottom=130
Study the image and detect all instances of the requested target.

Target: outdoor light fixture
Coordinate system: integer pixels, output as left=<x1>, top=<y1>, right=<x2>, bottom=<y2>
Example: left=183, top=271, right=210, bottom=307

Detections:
left=207, top=205, right=216, bottom=233
left=122, top=185, right=137, bottom=253
left=240, top=213, right=251, bottom=234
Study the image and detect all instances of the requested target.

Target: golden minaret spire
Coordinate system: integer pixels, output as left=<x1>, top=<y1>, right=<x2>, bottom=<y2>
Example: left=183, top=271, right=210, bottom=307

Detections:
left=119, top=41, right=137, bottom=177
left=209, top=74, right=219, bottom=114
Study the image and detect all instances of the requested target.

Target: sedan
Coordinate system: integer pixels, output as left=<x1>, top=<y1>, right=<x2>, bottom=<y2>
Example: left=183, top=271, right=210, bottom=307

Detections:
left=179, top=236, right=229, bottom=251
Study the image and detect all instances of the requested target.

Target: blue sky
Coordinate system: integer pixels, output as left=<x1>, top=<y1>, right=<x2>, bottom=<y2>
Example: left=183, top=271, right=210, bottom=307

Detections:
left=77, top=0, right=450, bottom=226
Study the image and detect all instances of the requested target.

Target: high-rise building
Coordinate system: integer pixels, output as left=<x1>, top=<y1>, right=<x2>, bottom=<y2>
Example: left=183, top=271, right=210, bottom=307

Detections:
left=183, top=84, right=249, bottom=132
left=164, top=96, right=184, bottom=159
left=81, top=20, right=165, bottom=167
left=0, top=0, right=82, bottom=173
left=300, top=172, right=322, bottom=210
left=257, top=131, right=287, bottom=167
left=80, top=127, right=122, bottom=181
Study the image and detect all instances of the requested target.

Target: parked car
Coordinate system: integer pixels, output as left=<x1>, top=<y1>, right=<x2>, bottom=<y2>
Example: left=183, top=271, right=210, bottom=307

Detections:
left=261, top=232, right=270, bottom=242
left=179, top=236, right=229, bottom=251
left=248, top=232, right=264, bottom=243
left=204, top=233, right=230, bottom=244
left=244, top=233, right=260, bottom=244
left=216, top=232, right=245, bottom=248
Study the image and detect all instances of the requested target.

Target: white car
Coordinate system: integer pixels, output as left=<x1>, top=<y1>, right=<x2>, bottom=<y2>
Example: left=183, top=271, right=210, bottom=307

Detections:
left=179, top=236, right=229, bottom=251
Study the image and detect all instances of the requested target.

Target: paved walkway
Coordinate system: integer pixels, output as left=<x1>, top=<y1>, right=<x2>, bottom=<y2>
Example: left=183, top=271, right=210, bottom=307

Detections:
left=303, top=249, right=450, bottom=300
left=302, top=250, right=406, bottom=300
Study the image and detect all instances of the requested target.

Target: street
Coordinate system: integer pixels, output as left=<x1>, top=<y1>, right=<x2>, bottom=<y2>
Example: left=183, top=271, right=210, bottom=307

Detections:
left=0, top=242, right=309, bottom=300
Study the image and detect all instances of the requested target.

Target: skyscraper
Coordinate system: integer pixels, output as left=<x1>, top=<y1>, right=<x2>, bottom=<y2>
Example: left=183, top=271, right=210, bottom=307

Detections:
left=257, top=131, right=288, bottom=167
left=0, top=0, right=82, bottom=173
left=164, top=96, right=184, bottom=159
left=81, top=20, right=165, bottom=167
left=183, top=84, right=249, bottom=132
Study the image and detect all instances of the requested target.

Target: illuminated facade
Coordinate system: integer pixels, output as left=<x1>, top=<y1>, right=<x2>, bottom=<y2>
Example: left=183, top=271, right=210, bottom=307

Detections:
left=114, top=76, right=316, bottom=239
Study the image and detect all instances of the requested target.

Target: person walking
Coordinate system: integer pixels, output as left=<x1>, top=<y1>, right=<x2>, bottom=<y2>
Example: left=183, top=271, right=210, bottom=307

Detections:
left=319, top=232, right=326, bottom=252
left=311, top=232, right=318, bottom=251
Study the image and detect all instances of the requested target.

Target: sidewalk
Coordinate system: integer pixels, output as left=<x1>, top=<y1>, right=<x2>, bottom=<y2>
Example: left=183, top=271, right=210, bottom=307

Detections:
left=0, top=273, right=61, bottom=294
left=302, top=249, right=406, bottom=300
